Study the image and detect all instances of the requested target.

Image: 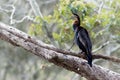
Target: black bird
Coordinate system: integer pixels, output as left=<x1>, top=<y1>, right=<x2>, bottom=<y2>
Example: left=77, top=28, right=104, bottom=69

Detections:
left=72, top=12, right=92, bottom=67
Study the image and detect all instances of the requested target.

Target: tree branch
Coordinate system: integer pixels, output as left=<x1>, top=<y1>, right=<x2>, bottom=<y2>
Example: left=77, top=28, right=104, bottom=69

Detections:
left=0, top=22, right=120, bottom=80
left=0, top=4, right=35, bottom=24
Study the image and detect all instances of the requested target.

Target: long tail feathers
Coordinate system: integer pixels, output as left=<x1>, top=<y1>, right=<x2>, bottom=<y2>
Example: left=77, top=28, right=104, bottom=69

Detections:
left=86, top=52, right=92, bottom=67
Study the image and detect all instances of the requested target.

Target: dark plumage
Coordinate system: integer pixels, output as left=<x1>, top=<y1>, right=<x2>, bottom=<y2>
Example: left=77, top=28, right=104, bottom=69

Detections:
left=72, top=12, right=92, bottom=67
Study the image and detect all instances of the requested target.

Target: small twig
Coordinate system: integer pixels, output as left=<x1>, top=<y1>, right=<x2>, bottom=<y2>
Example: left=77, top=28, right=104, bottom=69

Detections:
left=0, top=5, right=16, bottom=24
left=92, top=41, right=110, bottom=53
left=111, top=45, right=120, bottom=53
left=9, top=5, right=15, bottom=24
left=27, top=0, right=43, bottom=18
left=94, top=22, right=112, bottom=38
left=97, top=1, right=104, bottom=14
left=9, top=5, right=35, bottom=24
left=0, top=5, right=12, bottom=13
left=0, top=4, right=35, bottom=24
left=68, top=36, right=75, bottom=51
left=68, top=42, right=75, bottom=51
left=11, top=15, right=35, bottom=24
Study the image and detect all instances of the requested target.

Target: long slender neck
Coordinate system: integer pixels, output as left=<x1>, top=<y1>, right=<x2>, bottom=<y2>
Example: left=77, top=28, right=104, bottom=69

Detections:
left=72, top=13, right=81, bottom=26
left=73, top=15, right=81, bottom=31
left=76, top=16, right=80, bottom=26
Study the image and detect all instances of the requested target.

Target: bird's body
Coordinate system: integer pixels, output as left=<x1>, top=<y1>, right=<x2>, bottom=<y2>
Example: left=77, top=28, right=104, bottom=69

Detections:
left=72, top=13, right=92, bottom=67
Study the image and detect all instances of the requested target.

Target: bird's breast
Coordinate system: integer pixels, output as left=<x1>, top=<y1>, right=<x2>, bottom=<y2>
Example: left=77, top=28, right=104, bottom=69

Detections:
left=74, top=31, right=80, bottom=44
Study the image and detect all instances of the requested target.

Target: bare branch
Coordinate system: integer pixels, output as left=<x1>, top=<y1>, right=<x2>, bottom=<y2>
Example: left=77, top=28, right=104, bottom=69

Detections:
left=97, top=1, right=104, bottom=14
left=0, top=22, right=120, bottom=63
left=11, top=15, right=36, bottom=24
left=27, top=0, right=43, bottom=18
left=92, top=41, right=110, bottom=53
left=0, top=22, right=120, bottom=80
left=93, top=54, right=120, bottom=62
left=9, top=5, right=15, bottom=24
left=0, top=5, right=13, bottom=13
left=0, top=4, right=35, bottom=24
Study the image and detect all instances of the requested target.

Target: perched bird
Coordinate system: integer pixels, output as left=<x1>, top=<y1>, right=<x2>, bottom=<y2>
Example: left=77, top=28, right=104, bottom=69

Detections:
left=72, top=12, right=92, bottom=67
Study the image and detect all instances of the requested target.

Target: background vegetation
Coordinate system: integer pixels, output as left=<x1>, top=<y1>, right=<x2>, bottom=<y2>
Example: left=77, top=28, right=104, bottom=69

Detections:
left=0, top=0, right=120, bottom=80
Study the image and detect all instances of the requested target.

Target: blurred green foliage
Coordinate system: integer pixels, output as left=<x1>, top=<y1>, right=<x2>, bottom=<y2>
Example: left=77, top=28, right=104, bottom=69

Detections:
left=29, top=0, right=120, bottom=49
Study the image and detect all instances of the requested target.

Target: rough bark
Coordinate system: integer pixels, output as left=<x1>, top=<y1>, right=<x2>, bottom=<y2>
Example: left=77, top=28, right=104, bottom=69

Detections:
left=0, top=22, right=120, bottom=80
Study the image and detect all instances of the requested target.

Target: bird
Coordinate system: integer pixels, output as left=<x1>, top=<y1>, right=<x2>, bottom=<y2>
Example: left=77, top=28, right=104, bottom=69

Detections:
left=72, top=12, right=92, bottom=67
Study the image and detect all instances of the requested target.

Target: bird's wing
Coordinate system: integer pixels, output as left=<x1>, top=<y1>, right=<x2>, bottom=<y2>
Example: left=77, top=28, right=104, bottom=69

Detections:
left=77, top=28, right=92, bottom=51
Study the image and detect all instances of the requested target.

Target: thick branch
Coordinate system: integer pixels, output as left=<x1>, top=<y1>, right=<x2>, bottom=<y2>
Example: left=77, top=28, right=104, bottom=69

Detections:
left=0, top=22, right=120, bottom=80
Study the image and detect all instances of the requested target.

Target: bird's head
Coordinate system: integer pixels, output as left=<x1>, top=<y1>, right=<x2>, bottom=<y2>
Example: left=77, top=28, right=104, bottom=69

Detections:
left=72, top=12, right=80, bottom=26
